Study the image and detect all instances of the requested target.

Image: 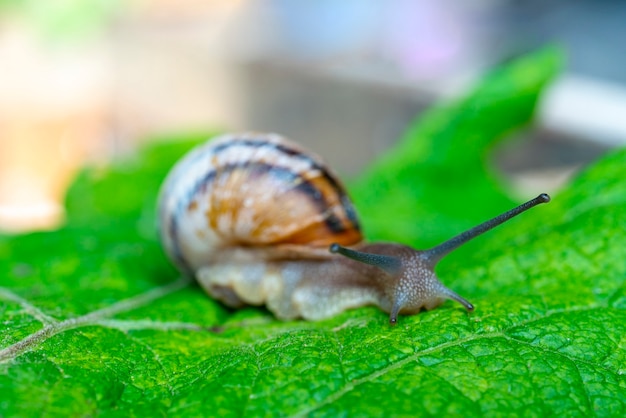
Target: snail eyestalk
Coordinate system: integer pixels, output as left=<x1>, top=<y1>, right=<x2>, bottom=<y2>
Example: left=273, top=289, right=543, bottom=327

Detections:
left=329, top=243, right=401, bottom=275
left=439, top=287, right=474, bottom=312
left=423, top=193, right=551, bottom=265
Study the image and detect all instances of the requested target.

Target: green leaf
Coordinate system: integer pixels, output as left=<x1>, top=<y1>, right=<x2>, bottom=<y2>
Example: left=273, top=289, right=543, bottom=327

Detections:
left=3, top=48, right=625, bottom=417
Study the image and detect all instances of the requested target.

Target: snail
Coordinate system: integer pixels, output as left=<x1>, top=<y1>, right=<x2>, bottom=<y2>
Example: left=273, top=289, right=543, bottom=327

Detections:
left=158, top=133, right=550, bottom=325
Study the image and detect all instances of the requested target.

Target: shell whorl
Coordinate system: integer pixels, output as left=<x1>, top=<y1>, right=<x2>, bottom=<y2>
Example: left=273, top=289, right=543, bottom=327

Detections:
left=158, top=133, right=362, bottom=274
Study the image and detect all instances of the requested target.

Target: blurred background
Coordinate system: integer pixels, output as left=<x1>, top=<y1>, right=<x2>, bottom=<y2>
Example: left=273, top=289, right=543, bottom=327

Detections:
left=1, top=0, right=625, bottom=232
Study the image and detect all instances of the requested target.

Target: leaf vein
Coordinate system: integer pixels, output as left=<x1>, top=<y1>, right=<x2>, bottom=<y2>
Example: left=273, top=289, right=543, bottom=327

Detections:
left=0, top=276, right=192, bottom=363
left=0, top=287, right=58, bottom=325
left=96, top=319, right=208, bottom=332
left=503, top=335, right=623, bottom=383
left=292, top=305, right=625, bottom=417
left=291, top=331, right=502, bottom=418
left=124, top=333, right=176, bottom=397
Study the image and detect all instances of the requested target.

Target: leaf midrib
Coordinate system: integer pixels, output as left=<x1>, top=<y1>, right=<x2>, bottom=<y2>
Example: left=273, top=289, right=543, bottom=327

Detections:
left=0, top=276, right=192, bottom=363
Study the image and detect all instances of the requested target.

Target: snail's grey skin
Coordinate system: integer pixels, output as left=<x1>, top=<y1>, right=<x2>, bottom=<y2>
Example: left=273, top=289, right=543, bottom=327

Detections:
left=158, top=132, right=550, bottom=325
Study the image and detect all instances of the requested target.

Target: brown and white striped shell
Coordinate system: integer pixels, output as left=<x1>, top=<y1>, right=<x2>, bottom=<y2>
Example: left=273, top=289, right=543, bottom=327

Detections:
left=158, top=134, right=363, bottom=282
left=158, top=133, right=380, bottom=320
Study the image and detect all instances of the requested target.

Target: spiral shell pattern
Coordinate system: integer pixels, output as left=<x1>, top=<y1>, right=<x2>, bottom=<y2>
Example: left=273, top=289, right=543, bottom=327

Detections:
left=158, top=133, right=362, bottom=274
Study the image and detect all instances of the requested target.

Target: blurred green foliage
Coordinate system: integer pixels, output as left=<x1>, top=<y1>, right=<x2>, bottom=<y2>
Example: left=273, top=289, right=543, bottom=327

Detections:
left=351, top=47, right=563, bottom=248
left=0, top=0, right=121, bottom=41
left=65, top=133, right=212, bottom=239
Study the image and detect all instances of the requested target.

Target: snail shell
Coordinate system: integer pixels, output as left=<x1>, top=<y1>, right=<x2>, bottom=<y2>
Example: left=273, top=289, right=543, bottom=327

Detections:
left=158, top=133, right=366, bottom=319
left=158, top=133, right=550, bottom=324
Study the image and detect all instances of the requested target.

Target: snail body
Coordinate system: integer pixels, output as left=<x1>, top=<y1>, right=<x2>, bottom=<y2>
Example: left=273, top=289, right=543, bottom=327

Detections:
left=158, top=133, right=549, bottom=324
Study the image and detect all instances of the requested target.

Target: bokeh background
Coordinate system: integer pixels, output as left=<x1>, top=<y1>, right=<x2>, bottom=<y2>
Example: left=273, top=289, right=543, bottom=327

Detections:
left=1, top=0, right=625, bottom=232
